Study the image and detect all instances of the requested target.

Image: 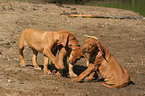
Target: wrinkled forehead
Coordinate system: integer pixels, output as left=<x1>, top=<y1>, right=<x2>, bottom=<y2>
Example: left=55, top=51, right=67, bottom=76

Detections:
left=69, top=36, right=79, bottom=44
left=72, top=47, right=83, bottom=53
left=69, top=36, right=78, bottom=41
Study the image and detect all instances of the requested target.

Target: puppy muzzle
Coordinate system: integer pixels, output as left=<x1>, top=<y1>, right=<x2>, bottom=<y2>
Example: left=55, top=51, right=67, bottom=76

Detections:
left=83, top=48, right=87, bottom=52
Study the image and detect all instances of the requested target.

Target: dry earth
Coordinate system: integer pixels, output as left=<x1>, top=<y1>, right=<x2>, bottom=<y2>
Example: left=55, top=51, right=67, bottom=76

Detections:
left=0, top=1, right=145, bottom=96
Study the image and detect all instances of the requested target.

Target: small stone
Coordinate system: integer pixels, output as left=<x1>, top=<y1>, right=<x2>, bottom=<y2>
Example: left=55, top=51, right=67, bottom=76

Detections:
left=33, top=8, right=37, bottom=10
left=18, top=69, right=22, bottom=71
left=11, top=41, right=16, bottom=43
left=0, top=51, right=2, bottom=55
left=6, top=42, right=10, bottom=45
left=19, top=82, right=24, bottom=84
left=65, top=6, right=71, bottom=8
left=71, top=12, right=79, bottom=14
left=8, top=80, right=13, bottom=83
left=71, top=8, right=77, bottom=10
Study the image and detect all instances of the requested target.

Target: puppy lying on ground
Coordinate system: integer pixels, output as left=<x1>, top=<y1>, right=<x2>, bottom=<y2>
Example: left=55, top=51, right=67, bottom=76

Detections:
left=72, top=35, right=130, bottom=88
left=18, top=29, right=85, bottom=76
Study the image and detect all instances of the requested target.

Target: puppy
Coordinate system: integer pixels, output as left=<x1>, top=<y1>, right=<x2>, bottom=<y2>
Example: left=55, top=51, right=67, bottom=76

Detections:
left=18, top=29, right=85, bottom=76
left=72, top=36, right=130, bottom=88
left=51, top=30, right=87, bottom=77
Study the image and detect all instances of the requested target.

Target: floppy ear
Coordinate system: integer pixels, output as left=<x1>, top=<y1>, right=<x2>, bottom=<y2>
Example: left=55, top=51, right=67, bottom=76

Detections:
left=83, top=54, right=89, bottom=66
left=96, top=42, right=104, bottom=54
left=96, top=42, right=109, bottom=62
left=58, top=33, right=69, bottom=46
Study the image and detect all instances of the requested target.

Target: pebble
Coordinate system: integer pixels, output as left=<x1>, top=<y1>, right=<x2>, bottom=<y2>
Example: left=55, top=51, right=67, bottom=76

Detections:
left=0, top=51, right=2, bottom=55
left=6, top=42, right=10, bottom=45
left=71, top=8, right=77, bottom=10
left=8, top=79, right=13, bottom=83
left=18, top=69, right=22, bottom=71
left=19, top=82, right=24, bottom=84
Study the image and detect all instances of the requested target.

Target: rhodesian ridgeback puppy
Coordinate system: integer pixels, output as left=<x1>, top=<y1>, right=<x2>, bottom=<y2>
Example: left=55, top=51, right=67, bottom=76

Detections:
left=72, top=36, right=130, bottom=88
left=50, top=30, right=87, bottom=77
left=18, top=29, right=85, bottom=76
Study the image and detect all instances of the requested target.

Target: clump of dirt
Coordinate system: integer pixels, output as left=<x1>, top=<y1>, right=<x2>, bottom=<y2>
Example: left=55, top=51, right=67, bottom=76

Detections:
left=0, top=0, right=145, bottom=96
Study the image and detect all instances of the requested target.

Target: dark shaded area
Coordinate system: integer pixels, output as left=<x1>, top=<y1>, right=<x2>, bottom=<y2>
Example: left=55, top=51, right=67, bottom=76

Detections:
left=73, top=65, right=87, bottom=75
left=12, top=0, right=90, bottom=4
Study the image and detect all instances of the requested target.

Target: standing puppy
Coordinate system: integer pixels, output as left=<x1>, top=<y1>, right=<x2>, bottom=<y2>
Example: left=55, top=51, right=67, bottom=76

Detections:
left=72, top=36, right=130, bottom=88
left=18, top=29, right=84, bottom=76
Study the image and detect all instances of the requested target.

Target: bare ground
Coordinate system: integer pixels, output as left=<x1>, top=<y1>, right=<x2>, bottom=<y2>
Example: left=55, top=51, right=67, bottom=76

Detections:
left=0, top=1, right=145, bottom=96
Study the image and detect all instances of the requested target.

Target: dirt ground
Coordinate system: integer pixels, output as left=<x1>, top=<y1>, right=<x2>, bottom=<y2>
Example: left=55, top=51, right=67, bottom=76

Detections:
left=0, top=0, right=145, bottom=96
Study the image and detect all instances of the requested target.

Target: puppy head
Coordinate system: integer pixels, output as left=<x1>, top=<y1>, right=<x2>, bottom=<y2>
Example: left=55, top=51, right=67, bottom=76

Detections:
left=83, top=38, right=103, bottom=54
left=68, top=35, right=80, bottom=48
left=58, top=33, right=69, bottom=46
left=58, top=30, right=79, bottom=47
left=68, top=47, right=84, bottom=64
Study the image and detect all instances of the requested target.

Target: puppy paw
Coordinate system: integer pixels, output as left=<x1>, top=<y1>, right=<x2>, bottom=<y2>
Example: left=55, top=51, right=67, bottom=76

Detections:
left=52, top=70, right=57, bottom=74
left=20, top=64, right=27, bottom=67
left=55, top=72, right=62, bottom=77
left=84, top=77, right=93, bottom=82
left=44, top=69, right=51, bottom=74
left=35, top=67, right=42, bottom=70
left=71, top=78, right=81, bottom=82
left=69, top=73, right=78, bottom=78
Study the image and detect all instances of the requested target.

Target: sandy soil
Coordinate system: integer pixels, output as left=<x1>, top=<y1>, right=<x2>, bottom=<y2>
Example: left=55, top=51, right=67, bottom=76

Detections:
left=0, top=1, right=145, bottom=96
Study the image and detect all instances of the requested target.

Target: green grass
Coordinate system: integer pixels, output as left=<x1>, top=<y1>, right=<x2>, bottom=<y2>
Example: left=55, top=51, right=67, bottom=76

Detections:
left=85, top=0, right=145, bottom=16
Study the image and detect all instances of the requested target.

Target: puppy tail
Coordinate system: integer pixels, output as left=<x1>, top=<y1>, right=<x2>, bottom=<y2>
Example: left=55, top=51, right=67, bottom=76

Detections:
left=84, top=34, right=99, bottom=40
left=100, top=82, right=129, bottom=88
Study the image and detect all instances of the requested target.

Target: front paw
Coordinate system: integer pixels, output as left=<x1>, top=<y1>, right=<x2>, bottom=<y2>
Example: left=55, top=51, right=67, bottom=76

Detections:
left=20, top=64, right=27, bottom=67
left=44, top=69, right=51, bottom=74
left=69, top=72, right=78, bottom=78
left=71, top=77, right=82, bottom=82
left=55, top=72, right=62, bottom=77
left=84, top=77, right=93, bottom=82
left=35, top=67, right=42, bottom=70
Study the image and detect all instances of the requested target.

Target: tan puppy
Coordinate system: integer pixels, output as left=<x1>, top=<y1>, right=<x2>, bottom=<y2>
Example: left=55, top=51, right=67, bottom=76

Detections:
left=51, top=30, right=86, bottom=77
left=18, top=29, right=84, bottom=76
left=72, top=36, right=130, bottom=88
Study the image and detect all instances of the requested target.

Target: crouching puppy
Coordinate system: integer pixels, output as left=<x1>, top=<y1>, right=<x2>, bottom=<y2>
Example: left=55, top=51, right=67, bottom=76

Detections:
left=72, top=36, right=130, bottom=88
left=18, top=29, right=85, bottom=76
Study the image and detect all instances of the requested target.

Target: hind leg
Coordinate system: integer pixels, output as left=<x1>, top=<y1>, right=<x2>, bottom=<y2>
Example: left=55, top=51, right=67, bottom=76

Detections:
left=18, top=39, right=27, bottom=67
left=32, top=49, right=41, bottom=70
left=19, top=46, right=26, bottom=67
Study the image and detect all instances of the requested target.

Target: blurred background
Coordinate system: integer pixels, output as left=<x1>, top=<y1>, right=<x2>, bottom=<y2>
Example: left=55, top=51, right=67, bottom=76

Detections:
left=4, top=0, right=145, bottom=16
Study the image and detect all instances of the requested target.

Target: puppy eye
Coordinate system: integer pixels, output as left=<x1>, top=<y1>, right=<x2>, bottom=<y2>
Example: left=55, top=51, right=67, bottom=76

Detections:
left=72, top=38, right=76, bottom=40
left=76, top=45, right=80, bottom=47
left=69, top=44, right=72, bottom=46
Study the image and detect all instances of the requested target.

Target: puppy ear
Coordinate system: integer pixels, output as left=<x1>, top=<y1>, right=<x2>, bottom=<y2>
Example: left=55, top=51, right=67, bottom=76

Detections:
left=58, top=33, right=69, bottom=46
left=97, top=42, right=103, bottom=54
left=83, top=54, right=89, bottom=66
